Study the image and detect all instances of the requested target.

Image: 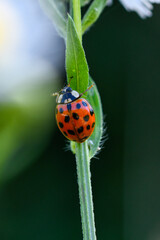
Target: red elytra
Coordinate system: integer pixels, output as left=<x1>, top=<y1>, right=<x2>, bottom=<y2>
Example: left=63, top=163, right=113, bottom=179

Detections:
left=56, top=98, right=95, bottom=143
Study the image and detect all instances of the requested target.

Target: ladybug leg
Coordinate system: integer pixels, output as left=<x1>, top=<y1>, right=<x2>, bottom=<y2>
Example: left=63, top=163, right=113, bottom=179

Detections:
left=52, top=92, right=59, bottom=97
left=52, top=92, right=60, bottom=104
left=53, top=82, right=70, bottom=97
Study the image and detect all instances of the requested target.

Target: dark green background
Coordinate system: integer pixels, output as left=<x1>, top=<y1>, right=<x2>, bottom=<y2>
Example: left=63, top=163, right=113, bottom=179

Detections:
left=0, top=3, right=160, bottom=240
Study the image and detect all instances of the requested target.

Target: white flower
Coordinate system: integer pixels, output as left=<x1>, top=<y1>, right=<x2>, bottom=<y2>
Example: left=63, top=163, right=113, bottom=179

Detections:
left=107, top=0, right=160, bottom=18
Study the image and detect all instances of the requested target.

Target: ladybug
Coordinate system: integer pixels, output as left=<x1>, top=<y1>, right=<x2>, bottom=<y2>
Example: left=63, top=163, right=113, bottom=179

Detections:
left=53, top=84, right=95, bottom=143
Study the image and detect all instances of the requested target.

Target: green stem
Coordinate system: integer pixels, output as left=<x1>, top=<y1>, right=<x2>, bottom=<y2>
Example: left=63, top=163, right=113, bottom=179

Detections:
left=75, top=142, right=96, bottom=240
left=72, top=0, right=82, bottom=42
left=72, top=1, right=97, bottom=239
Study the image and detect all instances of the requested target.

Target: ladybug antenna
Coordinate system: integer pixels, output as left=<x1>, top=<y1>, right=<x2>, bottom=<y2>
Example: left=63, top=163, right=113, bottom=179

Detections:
left=79, top=84, right=94, bottom=97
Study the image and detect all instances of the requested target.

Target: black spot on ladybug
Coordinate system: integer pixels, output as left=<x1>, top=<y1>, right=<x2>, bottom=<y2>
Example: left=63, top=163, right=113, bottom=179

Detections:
left=82, top=136, right=88, bottom=140
left=78, top=126, right=83, bottom=134
left=82, top=101, right=88, bottom=107
left=59, top=108, right=63, bottom=113
left=67, top=103, right=72, bottom=111
left=59, top=122, right=63, bottom=128
left=65, top=115, right=70, bottom=122
left=92, top=122, right=95, bottom=128
left=72, top=112, right=79, bottom=120
left=63, top=131, right=68, bottom=136
left=87, top=125, right=90, bottom=130
left=90, top=109, right=94, bottom=116
left=68, top=130, right=75, bottom=135
left=83, top=115, right=89, bottom=122
left=56, top=108, right=58, bottom=114
left=76, top=103, right=81, bottom=109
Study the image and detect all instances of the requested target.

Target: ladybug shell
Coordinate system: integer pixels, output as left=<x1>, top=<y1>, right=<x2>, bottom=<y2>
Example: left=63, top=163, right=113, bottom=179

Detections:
left=56, top=98, right=95, bottom=143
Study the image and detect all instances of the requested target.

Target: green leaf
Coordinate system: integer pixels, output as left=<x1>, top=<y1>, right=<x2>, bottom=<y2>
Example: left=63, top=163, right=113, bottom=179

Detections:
left=39, top=0, right=67, bottom=38
left=86, top=77, right=103, bottom=159
left=54, top=0, right=67, bottom=14
left=82, top=0, right=107, bottom=34
left=81, top=0, right=91, bottom=6
left=66, top=15, right=89, bottom=93
left=70, top=141, right=76, bottom=154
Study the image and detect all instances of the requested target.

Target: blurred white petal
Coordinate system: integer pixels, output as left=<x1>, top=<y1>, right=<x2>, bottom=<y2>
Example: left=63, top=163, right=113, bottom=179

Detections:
left=119, top=0, right=152, bottom=18
left=107, top=0, right=160, bottom=18
left=150, top=0, right=160, bottom=3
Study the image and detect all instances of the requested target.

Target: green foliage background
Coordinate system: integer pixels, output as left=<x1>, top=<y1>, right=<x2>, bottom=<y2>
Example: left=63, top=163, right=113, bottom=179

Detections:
left=0, top=3, right=160, bottom=240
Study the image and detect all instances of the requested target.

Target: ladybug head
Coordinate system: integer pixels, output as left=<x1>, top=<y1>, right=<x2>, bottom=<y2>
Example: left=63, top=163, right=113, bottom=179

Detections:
left=61, top=86, right=72, bottom=94
left=53, top=83, right=94, bottom=104
left=56, top=86, right=80, bottom=104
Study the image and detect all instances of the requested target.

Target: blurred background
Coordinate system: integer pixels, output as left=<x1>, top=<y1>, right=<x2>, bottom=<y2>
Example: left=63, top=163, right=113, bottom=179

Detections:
left=0, top=0, right=160, bottom=240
